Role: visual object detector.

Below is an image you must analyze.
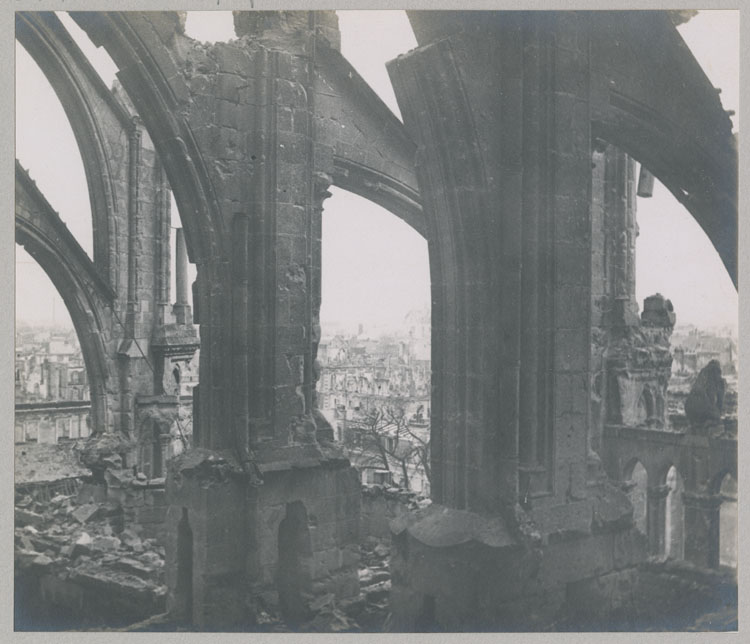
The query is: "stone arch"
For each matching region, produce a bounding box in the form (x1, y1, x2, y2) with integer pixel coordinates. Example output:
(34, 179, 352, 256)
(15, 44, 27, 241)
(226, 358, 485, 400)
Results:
(622, 456, 640, 481)
(313, 46, 424, 236)
(16, 12, 132, 286)
(69, 11, 224, 268)
(589, 12, 737, 287)
(16, 162, 115, 435)
(68, 12, 241, 449)
(709, 466, 739, 496)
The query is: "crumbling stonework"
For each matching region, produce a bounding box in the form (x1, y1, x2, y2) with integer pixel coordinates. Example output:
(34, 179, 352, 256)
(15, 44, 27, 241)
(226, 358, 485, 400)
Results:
(163, 447, 360, 628)
(15, 474, 169, 629)
(134, 395, 192, 479)
(605, 316, 674, 429)
(77, 432, 135, 483)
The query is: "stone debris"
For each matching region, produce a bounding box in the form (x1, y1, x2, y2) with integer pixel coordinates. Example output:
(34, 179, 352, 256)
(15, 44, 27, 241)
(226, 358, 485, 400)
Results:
(15, 508, 45, 528)
(77, 433, 134, 482)
(339, 538, 393, 632)
(72, 503, 103, 524)
(14, 479, 167, 627)
(299, 593, 360, 632)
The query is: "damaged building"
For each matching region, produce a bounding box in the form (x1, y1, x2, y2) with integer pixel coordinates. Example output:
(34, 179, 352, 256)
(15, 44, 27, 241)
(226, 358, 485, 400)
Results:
(14, 9, 737, 632)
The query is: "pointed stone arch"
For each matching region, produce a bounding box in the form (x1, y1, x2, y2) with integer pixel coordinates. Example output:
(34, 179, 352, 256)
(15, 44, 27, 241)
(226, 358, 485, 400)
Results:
(16, 11, 133, 288)
(16, 162, 116, 434)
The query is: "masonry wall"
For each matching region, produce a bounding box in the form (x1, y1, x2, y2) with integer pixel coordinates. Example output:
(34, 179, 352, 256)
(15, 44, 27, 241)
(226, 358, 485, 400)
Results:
(163, 451, 361, 628)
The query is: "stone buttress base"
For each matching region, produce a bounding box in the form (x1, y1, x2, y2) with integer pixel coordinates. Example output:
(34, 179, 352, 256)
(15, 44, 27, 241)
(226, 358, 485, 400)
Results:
(162, 446, 360, 629)
(389, 481, 649, 631)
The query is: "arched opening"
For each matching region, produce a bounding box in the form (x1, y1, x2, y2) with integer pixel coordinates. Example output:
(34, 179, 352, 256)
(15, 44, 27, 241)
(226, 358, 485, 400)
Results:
(718, 472, 737, 569)
(635, 174, 738, 424)
(624, 459, 648, 535)
(276, 501, 313, 627)
(15, 245, 94, 442)
(636, 176, 737, 332)
(175, 507, 194, 623)
(317, 187, 431, 494)
(665, 465, 685, 559)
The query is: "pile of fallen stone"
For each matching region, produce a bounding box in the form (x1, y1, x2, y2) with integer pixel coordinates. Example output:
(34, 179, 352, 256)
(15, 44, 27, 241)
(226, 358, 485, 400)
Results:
(14, 487, 167, 626)
(337, 537, 392, 632)
(235, 536, 393, 633)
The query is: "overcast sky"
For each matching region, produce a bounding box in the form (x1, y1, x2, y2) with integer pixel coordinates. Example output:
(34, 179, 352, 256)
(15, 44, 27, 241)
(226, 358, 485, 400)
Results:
(15, 10, 738, 334)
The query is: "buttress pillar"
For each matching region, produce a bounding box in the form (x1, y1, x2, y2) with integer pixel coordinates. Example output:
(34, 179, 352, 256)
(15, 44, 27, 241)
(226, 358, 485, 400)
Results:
(386, 12, 645, 630)
(106, 11, 362, 627)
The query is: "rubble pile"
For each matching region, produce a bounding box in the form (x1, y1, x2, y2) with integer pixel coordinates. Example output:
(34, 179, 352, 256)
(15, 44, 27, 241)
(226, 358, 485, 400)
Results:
(15, 483, 167, 629)
(278, 537, 391, 633)
(341, 537, 392, 631)
(339, 484, 431, 631)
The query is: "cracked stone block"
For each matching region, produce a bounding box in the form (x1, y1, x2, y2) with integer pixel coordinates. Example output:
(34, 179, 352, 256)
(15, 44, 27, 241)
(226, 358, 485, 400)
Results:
(72, 503, 103, 524)
(120, 528, 143, 550)
(91, 535, 122, 552)
(31, 554, 54, 569)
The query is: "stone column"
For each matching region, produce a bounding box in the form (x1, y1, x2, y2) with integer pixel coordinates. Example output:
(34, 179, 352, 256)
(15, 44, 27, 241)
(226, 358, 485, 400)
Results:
(172, 228, 191, 324)
(389, 11, 592, 514)
(607, 147, 638, 325)
(178, 12, 338, 455)
(589, 144, 639, 466)
(117, 116, 151, 440)
(647, 484, 670, 555)
(154, 161, 172, 325)
(683, 492, 721, 569)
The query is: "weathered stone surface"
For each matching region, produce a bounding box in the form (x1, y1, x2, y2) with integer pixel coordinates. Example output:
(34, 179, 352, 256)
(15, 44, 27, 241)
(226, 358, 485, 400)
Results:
(685, 360, 726, 428)
(92, 535, 122, 552)
(78, 433, 135, 480)
(15, 508, 45, 528)
(641, 293, 676, 328)
(72, 503, 103, 524)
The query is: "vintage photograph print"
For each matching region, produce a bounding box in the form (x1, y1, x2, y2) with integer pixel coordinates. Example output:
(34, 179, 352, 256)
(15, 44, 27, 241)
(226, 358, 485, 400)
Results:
(14, 8, 738, 632)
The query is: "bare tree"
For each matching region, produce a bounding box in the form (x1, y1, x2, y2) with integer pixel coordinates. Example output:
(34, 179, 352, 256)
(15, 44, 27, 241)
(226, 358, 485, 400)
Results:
(344, 401, 430, 492)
